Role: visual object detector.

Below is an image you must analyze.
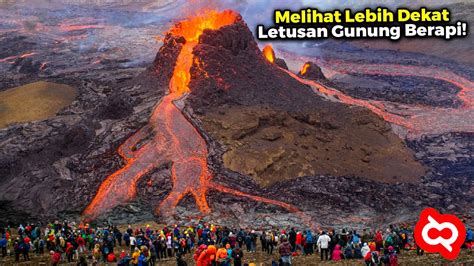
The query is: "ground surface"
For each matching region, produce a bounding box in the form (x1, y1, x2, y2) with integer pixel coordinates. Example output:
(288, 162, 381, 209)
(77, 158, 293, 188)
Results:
(0, 81, 77, 128)
(0, 247, 472, 265)
(199, 105, 424, 185)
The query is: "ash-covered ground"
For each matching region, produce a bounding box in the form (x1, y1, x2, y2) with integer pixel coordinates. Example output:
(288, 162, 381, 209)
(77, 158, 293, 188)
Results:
(0, 2, 472, 229)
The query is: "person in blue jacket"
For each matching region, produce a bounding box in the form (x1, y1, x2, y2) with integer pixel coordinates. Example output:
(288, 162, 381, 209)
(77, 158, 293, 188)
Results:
(466, 228, 473, 245)
(0, 235, 7, 257)
(305, 230, 314, 255)
(138, 252, 148, 266)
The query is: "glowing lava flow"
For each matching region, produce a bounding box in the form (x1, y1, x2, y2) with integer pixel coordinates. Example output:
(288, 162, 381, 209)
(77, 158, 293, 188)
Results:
(283, 54, 474, 138)
(83, 10, 309, 223)
(0, 52, 37, 64)
(300, 62, 311, 75)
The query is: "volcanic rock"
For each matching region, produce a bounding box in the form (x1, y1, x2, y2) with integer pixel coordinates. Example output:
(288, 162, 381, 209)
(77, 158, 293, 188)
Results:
(298, 61, 326, 81)
(0, 11, 470, 227)
(274, 58, 288, 70)
(187, 19, 426, 185)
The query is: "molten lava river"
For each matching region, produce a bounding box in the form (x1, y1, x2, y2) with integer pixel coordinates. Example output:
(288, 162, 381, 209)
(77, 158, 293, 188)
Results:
(83, 11, 308, 222)
(280, 51, 474, 139)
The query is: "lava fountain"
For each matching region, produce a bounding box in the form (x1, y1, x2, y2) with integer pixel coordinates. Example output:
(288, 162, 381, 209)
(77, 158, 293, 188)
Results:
(83, 10, 309, 222)
(300, 63, 311, 75)
(262, 44, 275, 63)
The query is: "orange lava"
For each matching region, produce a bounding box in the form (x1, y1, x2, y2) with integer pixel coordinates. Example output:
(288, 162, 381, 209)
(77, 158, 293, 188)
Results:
(169, 10, 238, 95)
(324, 61, 474, 108)
(19, 52, 37, 58)
(284, 58, 474, 138)
(0, 52, 36, 63)
(300, 63, 310, 75)
(262, 44, 275, 63)
(59, 24, 104, 32)
(83, 10, 308, 223)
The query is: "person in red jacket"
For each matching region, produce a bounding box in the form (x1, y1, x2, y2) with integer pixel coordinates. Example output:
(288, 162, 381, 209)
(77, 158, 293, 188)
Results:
(77, 235, 86, 254)
(375, 231, 383, 252)
(332, 244, 342, 261)
(50, 250, 61, 266)
(295, 231, 304, 255)
(120, 249, 127, 260)
(65, 242, 74, 262)
(194, 244, 207, 261)
(197, 245, 217, 266)
(108, 252, 117, 262)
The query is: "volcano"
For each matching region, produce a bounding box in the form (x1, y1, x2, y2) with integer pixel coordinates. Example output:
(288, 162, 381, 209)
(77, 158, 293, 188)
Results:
(1, 10, 469, 228)
(83, 10, 425, 222)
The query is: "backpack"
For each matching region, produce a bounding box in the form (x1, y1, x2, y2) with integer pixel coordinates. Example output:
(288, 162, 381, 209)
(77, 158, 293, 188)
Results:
(104, 246, 109, 254)
(193, 247, 205, 261)
(352, 235, 360, 244)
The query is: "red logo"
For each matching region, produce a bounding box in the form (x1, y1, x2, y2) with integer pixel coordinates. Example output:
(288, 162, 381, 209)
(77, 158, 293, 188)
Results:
(414, 208, 466, 260)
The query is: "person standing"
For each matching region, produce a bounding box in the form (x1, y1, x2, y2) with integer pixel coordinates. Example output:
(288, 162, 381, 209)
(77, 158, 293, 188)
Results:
(232, 246, 243, 266)
(317, 231, 331, 261)
(277, 236, 292, 265)
(288, 228, 296, 252)
(130, 235, 137, 253)
(65, 242, 74, 262)
(266, 231, 275, 255)
(51, 250, 61, 266)
(0, 234, 7, 257)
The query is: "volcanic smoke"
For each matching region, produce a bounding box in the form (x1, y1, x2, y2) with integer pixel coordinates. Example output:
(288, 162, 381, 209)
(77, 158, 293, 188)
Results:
(83, 10, 309, 222)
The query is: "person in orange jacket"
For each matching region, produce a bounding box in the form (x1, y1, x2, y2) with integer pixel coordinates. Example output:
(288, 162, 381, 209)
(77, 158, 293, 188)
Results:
(197, 245, 217, 266)
(215, 245, 230, 265)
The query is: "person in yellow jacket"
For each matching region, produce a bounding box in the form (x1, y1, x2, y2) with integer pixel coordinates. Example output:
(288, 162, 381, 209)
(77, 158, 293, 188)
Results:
(131, 247, 140, 266)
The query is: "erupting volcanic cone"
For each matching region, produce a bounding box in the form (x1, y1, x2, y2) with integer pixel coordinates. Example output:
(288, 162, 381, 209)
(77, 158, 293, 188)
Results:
(82, 9, 425, 224)
(298, 62, 326, 81)
(82, 10, 313, 224)
(186, 15, 425, 187)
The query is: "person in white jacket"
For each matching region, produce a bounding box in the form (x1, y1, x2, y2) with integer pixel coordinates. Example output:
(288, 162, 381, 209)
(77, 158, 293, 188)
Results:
(317, 231, 331, 261)
(129, 236, 137, 253)
(361, 242, 371, 259)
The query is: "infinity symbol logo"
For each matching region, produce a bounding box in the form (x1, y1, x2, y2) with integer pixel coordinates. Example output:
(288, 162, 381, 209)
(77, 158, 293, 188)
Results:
(414, 208, 466, 260)
(421, 215, 458, 252)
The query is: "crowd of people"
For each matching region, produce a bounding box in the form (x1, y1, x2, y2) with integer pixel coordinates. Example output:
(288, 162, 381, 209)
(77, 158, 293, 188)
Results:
(0, 220, 472, 265)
